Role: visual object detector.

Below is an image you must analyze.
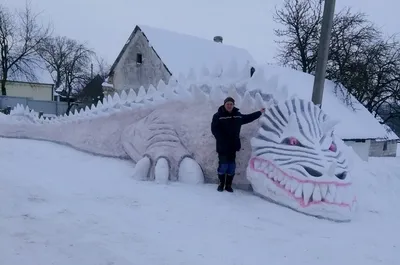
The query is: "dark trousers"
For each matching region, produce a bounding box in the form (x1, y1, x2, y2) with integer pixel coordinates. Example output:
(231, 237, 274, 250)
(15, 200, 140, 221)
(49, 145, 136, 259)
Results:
(217, 153, 236, 176)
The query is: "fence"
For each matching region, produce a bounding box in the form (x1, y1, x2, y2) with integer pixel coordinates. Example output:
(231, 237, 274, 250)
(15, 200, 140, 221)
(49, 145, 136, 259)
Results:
(0, 96, 69, 116)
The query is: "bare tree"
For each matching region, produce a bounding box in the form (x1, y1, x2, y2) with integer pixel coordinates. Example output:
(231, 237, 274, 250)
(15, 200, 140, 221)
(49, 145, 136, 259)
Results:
(37, 35, 94, 112)
(273, 0, 400, 134)
(272, 1, 377, 75)
(328, 7, 379, 75)
(63, 44, 94, 99)
(331, 35, 400, 122)
(0, 2, 51, 95)
(273, 0, 322, 73)
(36, 36, 75, 88)
(324, 8, 381, 107)
(92, 55, 110, 80)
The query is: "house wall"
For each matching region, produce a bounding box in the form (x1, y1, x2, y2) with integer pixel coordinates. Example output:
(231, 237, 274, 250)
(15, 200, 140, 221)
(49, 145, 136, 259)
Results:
(111, 30, 171, 92)
(343, 139, 371, 162)
(5, 81, 53, 101)
(369, 139, 398, 157)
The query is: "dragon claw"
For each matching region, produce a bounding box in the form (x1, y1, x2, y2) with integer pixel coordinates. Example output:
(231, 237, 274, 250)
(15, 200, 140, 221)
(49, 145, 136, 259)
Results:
(132, 156, 151, 181)
(154, 157, 169, 184)
(178, 157, 204, 185)
(132, 156, 204, 185)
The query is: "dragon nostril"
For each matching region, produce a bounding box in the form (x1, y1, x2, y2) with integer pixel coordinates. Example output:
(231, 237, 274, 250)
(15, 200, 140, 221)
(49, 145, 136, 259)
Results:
(303, 166, 323, 177)
(335, 172, 347, 180)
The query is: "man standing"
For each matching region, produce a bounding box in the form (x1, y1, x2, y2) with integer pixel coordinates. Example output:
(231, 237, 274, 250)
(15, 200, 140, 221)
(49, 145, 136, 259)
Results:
(211, 96, 265, 192)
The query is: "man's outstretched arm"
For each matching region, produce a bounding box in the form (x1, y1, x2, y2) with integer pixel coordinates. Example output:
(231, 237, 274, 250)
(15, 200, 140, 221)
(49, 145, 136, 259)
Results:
(241, 108, 265, 125)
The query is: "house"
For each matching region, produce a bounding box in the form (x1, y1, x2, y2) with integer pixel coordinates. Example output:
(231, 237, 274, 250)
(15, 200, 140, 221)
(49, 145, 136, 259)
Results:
(105, 24, 256, 92)
(1, 63, 54, 101)
(368, 116, 399, 157)
(254, 64, 395, 161)
(77, 74, 105, 105)
(53, 84, 80, 103)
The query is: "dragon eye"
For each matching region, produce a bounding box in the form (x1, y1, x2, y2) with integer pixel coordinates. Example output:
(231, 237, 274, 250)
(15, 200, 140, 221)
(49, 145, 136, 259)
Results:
(282, 137, 302, 146)
(329, 142, 337, 152)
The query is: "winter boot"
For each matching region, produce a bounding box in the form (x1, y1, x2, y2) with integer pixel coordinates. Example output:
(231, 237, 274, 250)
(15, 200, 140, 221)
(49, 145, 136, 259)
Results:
(225, 174, 234, 192)
(217, 174, 225, 192)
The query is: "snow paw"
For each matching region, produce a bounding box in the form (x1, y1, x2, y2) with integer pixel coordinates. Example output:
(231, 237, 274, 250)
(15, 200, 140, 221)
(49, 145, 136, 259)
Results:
(132, 156, 204, 185)
(178, 157, 204, 185)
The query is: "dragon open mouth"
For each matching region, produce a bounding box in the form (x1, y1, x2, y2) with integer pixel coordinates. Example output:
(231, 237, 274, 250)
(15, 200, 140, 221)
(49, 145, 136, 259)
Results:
(249, 157, 356, 209)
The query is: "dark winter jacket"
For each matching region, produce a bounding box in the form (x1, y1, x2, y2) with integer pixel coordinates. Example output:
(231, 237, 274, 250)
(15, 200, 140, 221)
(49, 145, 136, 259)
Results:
(211, 105, 262, 155)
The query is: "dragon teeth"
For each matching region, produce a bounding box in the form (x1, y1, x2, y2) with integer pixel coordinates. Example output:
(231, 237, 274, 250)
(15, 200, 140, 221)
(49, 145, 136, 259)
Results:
(290, 181, 299, 193)
(302, 182, 314, 205)
(277, 173, 284, 182)
(328, 184, 337, 195)
(294, 183, 303, 198)
(284, 179, 292, 191)
(334, 192, 342, 204)
(334, 186, 345, 204)
(325, 188, 335, 202)
(280, 177, 288, 186)
(254, 159, 262, 170)
(342, 186, 352, 203)
(312, 184, 322, 202)
(252, 159, 352, 206)
(319, 183, 328, 199)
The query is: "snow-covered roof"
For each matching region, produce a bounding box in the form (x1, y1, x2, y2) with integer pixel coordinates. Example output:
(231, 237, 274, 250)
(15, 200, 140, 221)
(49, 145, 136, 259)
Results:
(373, 114, 399, 141)
(110, 24, 256, 77)
(381, 124, 399, 141)
(253, 64, 390, 140)
(4, 60, 54, 85)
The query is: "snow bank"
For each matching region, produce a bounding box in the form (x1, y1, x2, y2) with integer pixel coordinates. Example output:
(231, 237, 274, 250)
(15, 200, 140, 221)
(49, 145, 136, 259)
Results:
(0, 138, 398, 264)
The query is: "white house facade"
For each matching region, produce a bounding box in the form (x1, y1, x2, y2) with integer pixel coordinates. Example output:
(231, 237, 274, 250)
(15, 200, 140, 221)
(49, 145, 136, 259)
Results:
(2, 64, 54, 101)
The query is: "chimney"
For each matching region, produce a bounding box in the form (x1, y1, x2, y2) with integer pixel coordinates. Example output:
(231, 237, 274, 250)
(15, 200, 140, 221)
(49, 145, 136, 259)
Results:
(213, 36, 223, 43)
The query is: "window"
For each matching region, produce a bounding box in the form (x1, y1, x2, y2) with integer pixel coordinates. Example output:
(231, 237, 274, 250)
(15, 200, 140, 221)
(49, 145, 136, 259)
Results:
(136, 53, 143, 64)
(383, 141, 388, 151)
(250, 67, 255, 77)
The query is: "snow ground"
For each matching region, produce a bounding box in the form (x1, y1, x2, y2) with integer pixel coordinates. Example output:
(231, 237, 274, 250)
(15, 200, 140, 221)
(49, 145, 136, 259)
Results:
(0, 138, 399, 265)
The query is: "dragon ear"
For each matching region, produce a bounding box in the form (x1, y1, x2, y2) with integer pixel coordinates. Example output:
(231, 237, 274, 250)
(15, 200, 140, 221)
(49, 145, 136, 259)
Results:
(321, 119, 340, 135)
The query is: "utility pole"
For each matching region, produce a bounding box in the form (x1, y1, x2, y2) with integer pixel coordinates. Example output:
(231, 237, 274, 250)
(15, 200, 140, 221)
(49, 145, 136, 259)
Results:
(311, 0, 336, 107)
(91, 63, 94, 79)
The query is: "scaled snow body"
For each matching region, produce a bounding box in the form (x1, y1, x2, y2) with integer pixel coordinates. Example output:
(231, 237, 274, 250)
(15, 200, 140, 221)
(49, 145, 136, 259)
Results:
(0, 62, 356, 222)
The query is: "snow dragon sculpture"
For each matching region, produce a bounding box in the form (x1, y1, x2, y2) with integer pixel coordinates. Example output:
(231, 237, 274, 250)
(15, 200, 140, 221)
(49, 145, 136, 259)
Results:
(0, 68, 356, 222)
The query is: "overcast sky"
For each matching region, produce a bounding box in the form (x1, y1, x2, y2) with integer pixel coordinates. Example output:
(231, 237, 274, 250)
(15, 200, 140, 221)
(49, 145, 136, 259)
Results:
(3, 0, 400, 65)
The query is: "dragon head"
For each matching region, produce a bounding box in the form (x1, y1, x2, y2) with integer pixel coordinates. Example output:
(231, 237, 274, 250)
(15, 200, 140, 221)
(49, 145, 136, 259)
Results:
(246, 96, 355, 222)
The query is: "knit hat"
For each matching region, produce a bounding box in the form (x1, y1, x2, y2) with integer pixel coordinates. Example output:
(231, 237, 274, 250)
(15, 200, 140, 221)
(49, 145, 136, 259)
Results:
(224, 97, 235, 104)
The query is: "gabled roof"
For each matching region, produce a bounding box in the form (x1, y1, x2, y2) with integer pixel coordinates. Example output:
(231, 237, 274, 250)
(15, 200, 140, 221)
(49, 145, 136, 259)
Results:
(79, 74, 104, 99)
(109, 24, 256, 77)
(255, 64, 390, 140)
